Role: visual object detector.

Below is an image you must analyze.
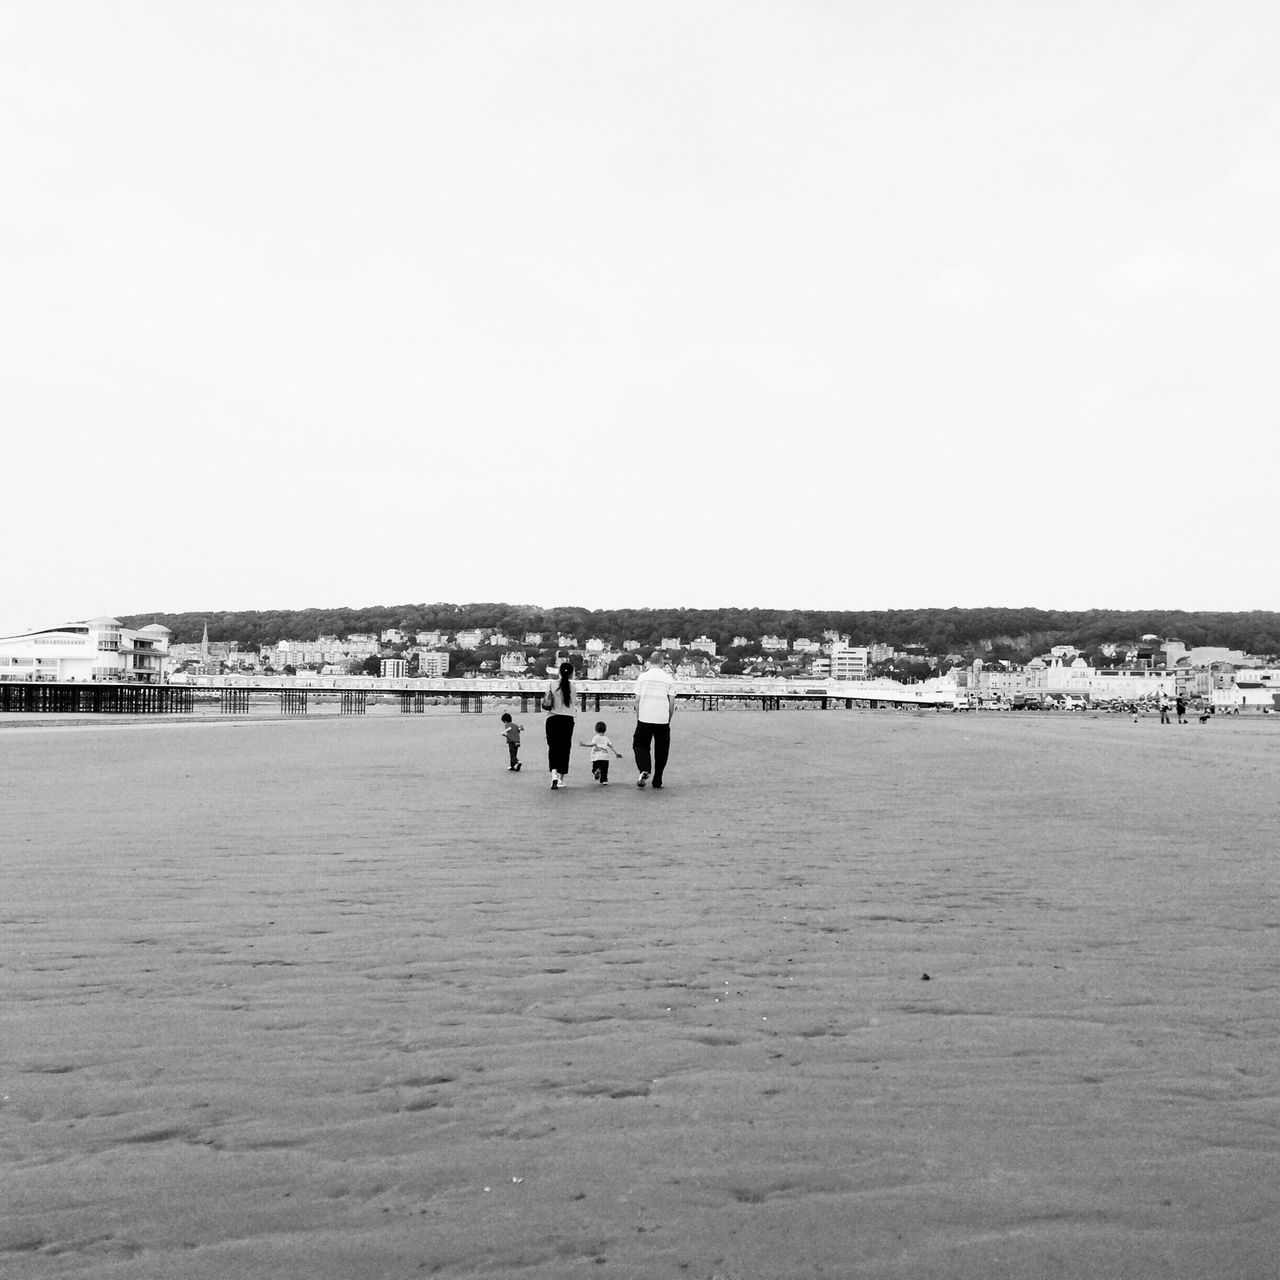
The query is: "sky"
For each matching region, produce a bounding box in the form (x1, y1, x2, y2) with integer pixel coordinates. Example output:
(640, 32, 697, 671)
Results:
(3, 1, 1278, 634)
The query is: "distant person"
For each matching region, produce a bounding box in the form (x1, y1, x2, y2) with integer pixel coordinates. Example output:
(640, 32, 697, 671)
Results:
(542, 662, 576, 789)
(1198, 705, 1213, 725)
(580, 720, 624, 784)
(633, 651, 677, 789)
(499, 712, 523, 772)
(1175, 694, 1187, 724)
(1159, 695, 1171, 725)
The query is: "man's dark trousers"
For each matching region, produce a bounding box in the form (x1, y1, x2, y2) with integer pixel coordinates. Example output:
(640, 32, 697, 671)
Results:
(632, 722, 670, 784)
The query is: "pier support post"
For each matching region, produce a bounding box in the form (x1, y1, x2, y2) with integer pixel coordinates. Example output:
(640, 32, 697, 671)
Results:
(280, 689, 309, 716)
(220, 689, 249, 714)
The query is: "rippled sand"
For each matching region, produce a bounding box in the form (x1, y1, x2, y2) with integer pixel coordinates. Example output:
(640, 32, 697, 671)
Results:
(3, 708, 1278, 1278)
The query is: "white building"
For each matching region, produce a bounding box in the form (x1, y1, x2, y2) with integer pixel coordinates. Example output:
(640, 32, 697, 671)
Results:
(1187, 646, 1251, 666)
(1243, 668, 1280, 686)
(381, 628, 406, 645)
(829, 644, 870, 680)
(416, 650, 450, 677)
(977, 666, 1030, 703)
(381, 656, 407, 679)
(274, 642, 323, 667)
(454, 629, 484, 650)
(761, 634, 789, 652)
(1023, 656, 1188, 703)
(1219, 672, 1280, 711)
(0, 617, 171, 682)
(276, 639, 339, 666)
(499, 650, 529, 673)
(690, 635, 718, 656)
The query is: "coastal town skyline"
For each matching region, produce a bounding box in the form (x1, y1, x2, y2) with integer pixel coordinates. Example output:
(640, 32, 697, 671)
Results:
(6, 610, 1278, 715)
(5, 4, 1277, 635)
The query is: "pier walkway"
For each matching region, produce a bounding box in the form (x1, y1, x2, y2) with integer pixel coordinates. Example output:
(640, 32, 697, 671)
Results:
(1, 675, 962, 718)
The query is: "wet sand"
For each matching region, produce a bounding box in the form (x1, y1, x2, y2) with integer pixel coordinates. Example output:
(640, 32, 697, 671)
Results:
(3, 709, 1279, 1278)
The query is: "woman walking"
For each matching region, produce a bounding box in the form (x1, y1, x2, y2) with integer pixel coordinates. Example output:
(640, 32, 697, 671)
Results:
(542, 661, 576, 789)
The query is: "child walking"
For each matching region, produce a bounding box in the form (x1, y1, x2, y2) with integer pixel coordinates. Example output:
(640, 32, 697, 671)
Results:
(500, 712, 523, 771)
(580, 720, 623, 784)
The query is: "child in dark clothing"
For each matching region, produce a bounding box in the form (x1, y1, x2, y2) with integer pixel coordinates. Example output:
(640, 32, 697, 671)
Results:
(500, 713, 523, 771)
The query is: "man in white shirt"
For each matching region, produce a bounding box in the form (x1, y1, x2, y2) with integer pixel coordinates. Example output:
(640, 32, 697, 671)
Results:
(633, 651, 677, 789)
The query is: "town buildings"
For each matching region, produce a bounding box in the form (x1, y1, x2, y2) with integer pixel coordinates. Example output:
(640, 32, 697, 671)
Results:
(5, 610, 1278, 711)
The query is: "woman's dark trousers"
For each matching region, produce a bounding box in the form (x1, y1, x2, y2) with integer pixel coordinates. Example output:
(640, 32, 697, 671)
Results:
(546, 714, 575, 775)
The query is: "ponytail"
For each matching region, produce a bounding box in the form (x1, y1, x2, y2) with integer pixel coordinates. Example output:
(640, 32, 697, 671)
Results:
(558, 662, 574, 705)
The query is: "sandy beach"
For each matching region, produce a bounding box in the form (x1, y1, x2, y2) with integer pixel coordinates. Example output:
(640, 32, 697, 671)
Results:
(3, 707, 1278, 1279)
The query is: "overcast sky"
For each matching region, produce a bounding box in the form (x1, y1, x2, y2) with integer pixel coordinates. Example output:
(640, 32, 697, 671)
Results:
(3, 1, 1277, 634)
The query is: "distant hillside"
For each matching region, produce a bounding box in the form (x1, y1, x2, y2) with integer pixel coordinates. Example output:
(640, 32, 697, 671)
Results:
(117, 604, 1280, 658)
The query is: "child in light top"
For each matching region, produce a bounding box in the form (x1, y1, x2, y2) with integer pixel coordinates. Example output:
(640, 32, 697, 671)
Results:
(579, 720, 623, 784)
(500, 712, 523, 771)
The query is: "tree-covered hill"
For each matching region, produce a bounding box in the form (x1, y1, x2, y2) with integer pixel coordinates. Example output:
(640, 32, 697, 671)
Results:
(117, 604, 1280, 658)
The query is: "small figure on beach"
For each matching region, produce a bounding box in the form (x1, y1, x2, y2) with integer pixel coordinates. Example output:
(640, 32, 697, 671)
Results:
(1159, 695, 1171, 724)
(499, 712, 523, 771)
(542, 661, 576, 789)
(633, 651, 677, 789)
(580, 720, 624, 784)
(1175, 694, 1187, 724)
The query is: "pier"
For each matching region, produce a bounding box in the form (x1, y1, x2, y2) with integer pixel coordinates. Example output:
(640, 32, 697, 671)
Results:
(0, 682, 195, 715)
(1, 675, 962, 718)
